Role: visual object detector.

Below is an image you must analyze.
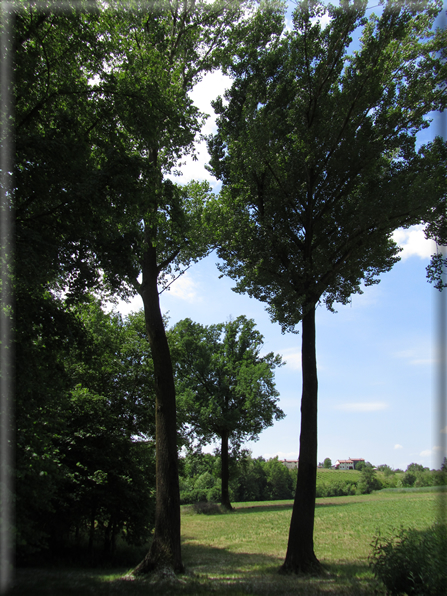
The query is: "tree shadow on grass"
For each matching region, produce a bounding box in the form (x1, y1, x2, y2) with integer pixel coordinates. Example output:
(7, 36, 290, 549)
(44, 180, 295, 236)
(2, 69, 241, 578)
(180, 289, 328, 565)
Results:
(181, 535, 283, 575)
(230, 498, 367, 517)
(9, 550, 384, 596)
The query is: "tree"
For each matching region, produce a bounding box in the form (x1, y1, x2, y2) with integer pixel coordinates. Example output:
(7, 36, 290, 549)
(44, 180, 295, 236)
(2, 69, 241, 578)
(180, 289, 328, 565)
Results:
(171, 316, 285, 510)
(357, 466, 382, 494)
(13, 0, 285, 573)
(323, 458, 332, 469)
(207, 0, 447, 573)
(233, 454, 268, 502)
(377, 464, 393, 476)
(264, 457, 295, 500)
(406, 462, 426, 473)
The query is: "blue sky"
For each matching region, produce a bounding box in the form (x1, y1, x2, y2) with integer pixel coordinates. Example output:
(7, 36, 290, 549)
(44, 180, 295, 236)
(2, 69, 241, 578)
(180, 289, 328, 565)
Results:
(117, 1, 447, 471)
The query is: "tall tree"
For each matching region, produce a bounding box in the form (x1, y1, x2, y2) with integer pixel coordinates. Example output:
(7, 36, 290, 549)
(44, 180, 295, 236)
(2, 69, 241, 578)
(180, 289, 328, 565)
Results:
(111, 2, 284, 573)
(171, 316, 285, 510)
(13, 0, 285, 573)
(14, 0, 288, 572)
(207, 0, 447, 573)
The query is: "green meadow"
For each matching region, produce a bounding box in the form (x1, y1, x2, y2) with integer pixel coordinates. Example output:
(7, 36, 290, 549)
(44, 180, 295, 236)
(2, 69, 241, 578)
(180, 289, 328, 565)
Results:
(10, 489, 445, 595)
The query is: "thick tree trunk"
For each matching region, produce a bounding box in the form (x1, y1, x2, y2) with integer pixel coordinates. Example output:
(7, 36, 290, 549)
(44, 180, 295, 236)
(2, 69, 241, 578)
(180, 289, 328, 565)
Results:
(133, 243, 184, 574)
(280, 303, 323, 574)
(220, 431, 232, 510)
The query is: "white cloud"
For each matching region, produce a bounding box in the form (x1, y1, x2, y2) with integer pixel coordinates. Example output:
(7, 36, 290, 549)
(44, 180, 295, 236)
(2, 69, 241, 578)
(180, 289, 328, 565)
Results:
(189, 71, 231, 133)
(170, 70, 231, 185)
(114, 293, 143, 317)
(392, 225, 437, 260)
(166, 272, 201, 303)
(335, 402, 388, 412)
(420, 446, 443, 457)
(394, 444, 403, 450)
(311, 12, 332, 29)
(393, 345, 434, 367)
(281, 347, 302, 370)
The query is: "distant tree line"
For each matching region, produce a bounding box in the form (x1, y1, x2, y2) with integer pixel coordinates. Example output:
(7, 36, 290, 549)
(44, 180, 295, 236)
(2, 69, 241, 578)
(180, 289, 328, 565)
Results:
(178, 454, 447, 505)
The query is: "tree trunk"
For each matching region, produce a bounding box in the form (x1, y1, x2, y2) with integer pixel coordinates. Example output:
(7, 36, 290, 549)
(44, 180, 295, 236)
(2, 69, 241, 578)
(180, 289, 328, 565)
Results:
(133, 242, 184, 574)
(220, 431, 232, 510)
(280, 303, 323, 574)
(88, 503, 96, 559)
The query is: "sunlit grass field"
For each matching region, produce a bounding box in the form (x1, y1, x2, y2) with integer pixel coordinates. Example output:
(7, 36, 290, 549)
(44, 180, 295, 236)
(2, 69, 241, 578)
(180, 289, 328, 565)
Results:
(10, 489, 445, 595)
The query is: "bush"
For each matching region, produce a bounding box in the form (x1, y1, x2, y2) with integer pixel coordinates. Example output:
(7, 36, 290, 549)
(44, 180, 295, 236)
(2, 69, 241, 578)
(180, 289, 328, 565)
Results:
(370, 523, 447, 595)
(402, 471, 417, 487)
(357, 467, 382, 494)
(192, 502, 224, 515)
(206, 484, 222, 503)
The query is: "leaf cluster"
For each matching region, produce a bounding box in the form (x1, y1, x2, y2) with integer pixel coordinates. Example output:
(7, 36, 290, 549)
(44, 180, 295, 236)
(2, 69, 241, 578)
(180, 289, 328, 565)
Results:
(171, 315, 285, 449)
(207, 0, 447, 331)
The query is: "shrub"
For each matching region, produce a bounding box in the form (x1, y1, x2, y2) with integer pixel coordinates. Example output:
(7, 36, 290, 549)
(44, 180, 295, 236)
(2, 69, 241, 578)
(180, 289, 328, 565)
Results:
(369, 523, 447, 595)
(192, 502, 223, 515)
(357, 467, 382, 494)
(402, 471, 417, 487)
(206, 484, 222, 503)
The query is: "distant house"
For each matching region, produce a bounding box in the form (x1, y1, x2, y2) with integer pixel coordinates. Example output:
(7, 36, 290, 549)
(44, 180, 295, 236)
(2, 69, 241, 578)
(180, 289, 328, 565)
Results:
(282, 459, 299, 470)
(349, 457, 365, 469)
(334, 457, 365, 470)
(334, 459, 354, 470)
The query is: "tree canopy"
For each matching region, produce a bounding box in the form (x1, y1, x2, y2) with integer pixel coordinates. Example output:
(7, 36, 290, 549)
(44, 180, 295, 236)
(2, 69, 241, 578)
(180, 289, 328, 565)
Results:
(207, 0, 447, 573)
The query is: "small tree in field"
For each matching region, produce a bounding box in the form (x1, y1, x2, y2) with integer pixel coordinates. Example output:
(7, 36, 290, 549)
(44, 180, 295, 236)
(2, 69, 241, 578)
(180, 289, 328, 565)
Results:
(357, 466, 382, 494)
(323, 458, 332, 469)
(172, 316, 285, 510)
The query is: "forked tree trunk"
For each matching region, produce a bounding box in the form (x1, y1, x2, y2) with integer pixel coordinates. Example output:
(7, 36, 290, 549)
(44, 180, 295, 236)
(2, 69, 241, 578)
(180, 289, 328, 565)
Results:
(133, 243, 184, 574)
(280, 303, 323, 574)
(220, 431, 232, 510)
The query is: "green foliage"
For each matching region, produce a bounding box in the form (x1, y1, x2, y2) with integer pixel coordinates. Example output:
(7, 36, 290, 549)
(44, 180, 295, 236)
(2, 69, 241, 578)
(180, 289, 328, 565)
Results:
(15, 300, 157, 562)
(173, 316, 285, 508)
(316, 480, 357, 498)
(11, 0, 286, 573)
(263, 457, 294, 500)
(323, 458, 332, 469)
(370, 523, 447, 595)
(377, 464, 394, 477)
(173, 316, 285, 449)
(233, 455, 268, 502)
(208, 0, 447, 333)
(357, 467, 382, 495)
(402, 471, 417, 487)
(179, 452, 296, 504)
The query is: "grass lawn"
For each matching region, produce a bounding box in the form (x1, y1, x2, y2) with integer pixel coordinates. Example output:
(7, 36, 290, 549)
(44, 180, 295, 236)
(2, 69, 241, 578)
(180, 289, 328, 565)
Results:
(9, 489, 445, 595)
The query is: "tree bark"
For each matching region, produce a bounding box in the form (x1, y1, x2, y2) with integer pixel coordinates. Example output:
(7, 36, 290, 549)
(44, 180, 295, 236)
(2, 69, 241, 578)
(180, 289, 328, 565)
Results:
(220, 430, 232, 510)
(133, 242, 184, 574)
(280, 303, 323, 574)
